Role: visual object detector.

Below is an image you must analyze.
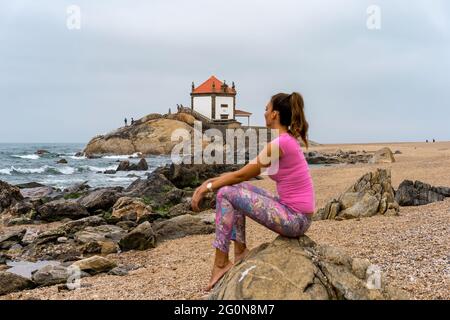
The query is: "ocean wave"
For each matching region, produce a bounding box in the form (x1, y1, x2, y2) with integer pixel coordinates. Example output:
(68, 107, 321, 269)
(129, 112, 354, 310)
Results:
(102, 152, 142, 159)
(0, 165, 76, 175)
(69, 155, 87, 160)
(12, 154, 40, 160)
(79, 165, 118, 172)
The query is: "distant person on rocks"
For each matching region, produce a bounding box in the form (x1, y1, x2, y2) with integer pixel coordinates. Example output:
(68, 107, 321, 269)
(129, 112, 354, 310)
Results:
(191, 92, 314, 291)
(124, 118, 128, 127)
(131, 118, 134, 125)
(433, 139, 435, 143)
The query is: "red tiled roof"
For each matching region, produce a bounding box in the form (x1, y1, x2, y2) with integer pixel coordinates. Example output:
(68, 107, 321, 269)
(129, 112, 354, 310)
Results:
(192, 75, 236, 94)
(235, 109, 252, 116)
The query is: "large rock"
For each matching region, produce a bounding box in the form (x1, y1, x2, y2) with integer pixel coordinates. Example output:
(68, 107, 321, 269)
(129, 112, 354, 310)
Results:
(395, 180, 450, 206)
(20, 186, 60, 201)
(37, 199, 90, 222)
(0, 271, 35, 295)
(124, 173, 184, 211)
(119, 221, 156, 251)
(71, 256, 117, 275)
(369, 147, 395, 164)
(0, 229, 26, 250)
(209, 236, 409, 300)
(0, 180, 24, 213)
(315, 169, 399, 220)
(74, 225, 126, 244)
(78, 187, 123, 213)
(117, 158, 148, 171)
(31, 265, 70, 286)
(152, 213, 215, 241)
(112, 197, 158, 222)
(83, 118, 194, 156)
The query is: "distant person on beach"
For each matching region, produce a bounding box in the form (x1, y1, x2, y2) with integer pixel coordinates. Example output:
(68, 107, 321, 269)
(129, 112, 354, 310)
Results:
(131, 118, 134, 125)
(191, 92, 314, 291)
(433, 139, 435, 143)
(124, 118, 128, 127)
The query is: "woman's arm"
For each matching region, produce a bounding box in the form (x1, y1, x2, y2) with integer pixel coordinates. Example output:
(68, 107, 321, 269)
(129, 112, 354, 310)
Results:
(191, 142, 282, 211)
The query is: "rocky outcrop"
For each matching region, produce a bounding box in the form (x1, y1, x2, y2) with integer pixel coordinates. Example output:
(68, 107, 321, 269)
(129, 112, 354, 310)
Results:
(37, 199, 90, 222)
(209, 236, 409, 300)
(395, 180, 450, 206)
(0, 229, 26, 250)
(314, 169, 399, 220)
(0, 271, 35, 295)
(119, 221, 156, 251)
(0, 180, 24, 213)
(305, 150, 373, 165)
(83, 118, 194, 156)
(369, 147, 396, 164)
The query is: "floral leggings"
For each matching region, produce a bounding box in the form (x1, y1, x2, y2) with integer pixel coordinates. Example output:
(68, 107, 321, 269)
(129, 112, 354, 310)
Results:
(213, 181, 312, 253)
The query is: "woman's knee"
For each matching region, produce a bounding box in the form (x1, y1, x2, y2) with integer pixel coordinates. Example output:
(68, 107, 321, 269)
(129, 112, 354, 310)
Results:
(216, 185, 234, 199)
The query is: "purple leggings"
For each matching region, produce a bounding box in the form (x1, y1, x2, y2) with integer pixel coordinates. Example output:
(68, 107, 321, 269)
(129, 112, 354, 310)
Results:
(213, 182, 312, 253)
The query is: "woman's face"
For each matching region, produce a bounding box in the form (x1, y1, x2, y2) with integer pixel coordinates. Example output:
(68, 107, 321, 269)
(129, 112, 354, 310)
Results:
(264, 101, 276, 128)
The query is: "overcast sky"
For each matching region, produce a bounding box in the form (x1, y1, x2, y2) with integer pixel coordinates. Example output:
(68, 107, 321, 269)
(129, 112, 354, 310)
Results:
(0, 0, 449, 144)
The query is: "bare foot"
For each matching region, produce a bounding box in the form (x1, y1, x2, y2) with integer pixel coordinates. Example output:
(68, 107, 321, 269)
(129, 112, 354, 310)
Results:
(205, 261, 234, 291)
(234, 248, 250, 264)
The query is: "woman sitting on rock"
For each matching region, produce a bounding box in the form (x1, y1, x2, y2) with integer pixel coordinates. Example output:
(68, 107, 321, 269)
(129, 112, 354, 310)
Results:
(191, 92, 316, 291)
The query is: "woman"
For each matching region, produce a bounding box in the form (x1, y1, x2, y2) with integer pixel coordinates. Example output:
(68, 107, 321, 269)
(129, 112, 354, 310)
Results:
(191, 92, 315, 291)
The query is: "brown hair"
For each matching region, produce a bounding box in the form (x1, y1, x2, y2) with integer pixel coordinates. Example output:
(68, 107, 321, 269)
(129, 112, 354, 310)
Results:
(271, 92, 309, 148)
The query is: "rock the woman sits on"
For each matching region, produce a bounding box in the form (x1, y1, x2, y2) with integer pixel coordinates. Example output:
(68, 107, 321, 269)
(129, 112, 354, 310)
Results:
(191, 92, 315, 291)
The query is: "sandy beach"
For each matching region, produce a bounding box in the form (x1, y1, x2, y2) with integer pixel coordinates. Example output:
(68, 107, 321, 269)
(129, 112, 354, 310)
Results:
(2, 141, 449, 300)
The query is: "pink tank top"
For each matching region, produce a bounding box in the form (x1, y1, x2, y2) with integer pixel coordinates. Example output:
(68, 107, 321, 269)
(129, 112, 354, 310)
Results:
(267, 132, 315, 214)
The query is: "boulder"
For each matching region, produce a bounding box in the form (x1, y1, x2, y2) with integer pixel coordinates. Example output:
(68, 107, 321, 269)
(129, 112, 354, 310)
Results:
(117, 158, 148, 171)
(0, 229, 26, 250)
(15, 182, 46, 189)
(83, 118, 194, 155)
(124, 173, 184, 210)
(71, 256, 117, 275)
(112, 197, 158, 222)
(31, 265, 71, 286)
(74, 225, 126, 244)
(0, 271, 35, 295)
(369, 147, 395, 164)
(395, 180, 450, 206)
(20, 186, 59, 201)
(152, 213, 215, 241)
(315, 169, 399, 220)
(119, 221, 156, 251)
(57, 159, 68, 164)
(37, 199, 90, 222)
(78, 187, 123, 213)
(0, 180, 24, 213)
(209, 236, 409, 300)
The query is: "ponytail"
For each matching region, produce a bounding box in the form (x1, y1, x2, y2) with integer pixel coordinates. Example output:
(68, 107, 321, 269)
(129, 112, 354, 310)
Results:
(288, 92, 309, 148)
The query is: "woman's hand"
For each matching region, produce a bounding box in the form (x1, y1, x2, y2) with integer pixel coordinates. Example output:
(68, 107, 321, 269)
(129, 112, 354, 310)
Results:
(191, 182, 209, 212)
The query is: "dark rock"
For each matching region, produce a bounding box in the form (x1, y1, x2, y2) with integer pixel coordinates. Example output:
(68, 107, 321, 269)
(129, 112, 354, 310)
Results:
(119, 221, 156, 251)
(103, 170, 116, 175)
(57, 159, 68, 164)
(15, 182, 46, 189)
(395, 180, 449, 206)
(153, 213, 215, 241)
(31, 265, 71, 286)
(37, 199, 90, 222)
(0, 271, 36, 295)
(116, 221, 137, 231)
(107, 266, 129, 276)
(0, 180, 24, 213)
(35, 149, 50, 155)
(117, 158, 148, 171)
(78, 187, 123, 213)
(9, 201, 34, 215)
(0, 229, 26, 250)
(63, 181, 90, 194)
(124, 173, 184, 209)
(0, 253, 11, 264)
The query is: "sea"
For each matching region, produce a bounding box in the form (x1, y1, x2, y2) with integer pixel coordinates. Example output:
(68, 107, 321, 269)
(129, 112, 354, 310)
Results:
(0, 143, 173, 190)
